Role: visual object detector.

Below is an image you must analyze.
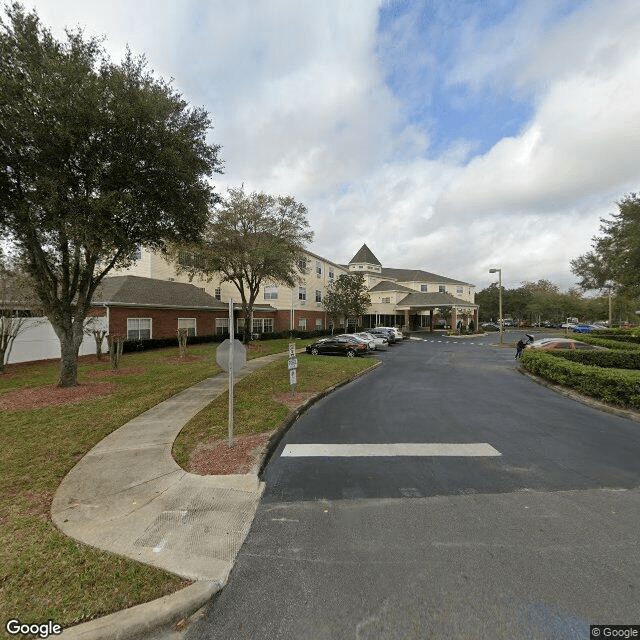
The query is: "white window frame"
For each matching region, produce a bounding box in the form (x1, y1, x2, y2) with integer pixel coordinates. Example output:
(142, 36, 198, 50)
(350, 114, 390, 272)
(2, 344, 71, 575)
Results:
(127, 317, 152, 340)
(178, 318, 197, 337)
(316, 260, 322, 278)
(264, 285, 278, 300)
(299, 287, 307, 303)
(382, 297, 391, 304)
(298, 317, 307, 330)
(329, 268, 335, 280)
(315, 317, 323, 329)
(315, 289, 322, 303)
(457, 286, 464, 294)
(420, 284, 428, 292)
(215, 317, 229, 335)
(214, 288, 221, 300)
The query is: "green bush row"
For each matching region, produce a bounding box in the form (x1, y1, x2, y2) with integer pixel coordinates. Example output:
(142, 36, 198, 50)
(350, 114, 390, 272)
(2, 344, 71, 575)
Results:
(547, 349, 640, 370)
(520, 350, 640, 409)
(118, 330, 334, 353)
(591, 331, 640, 344)
(571, 335, 640, 351)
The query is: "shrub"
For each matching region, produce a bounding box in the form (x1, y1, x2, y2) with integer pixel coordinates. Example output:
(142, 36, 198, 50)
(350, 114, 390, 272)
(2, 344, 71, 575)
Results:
(520, 350, 640, 409)
(546, 349, 640, 370)
(572, 335, 640, 351)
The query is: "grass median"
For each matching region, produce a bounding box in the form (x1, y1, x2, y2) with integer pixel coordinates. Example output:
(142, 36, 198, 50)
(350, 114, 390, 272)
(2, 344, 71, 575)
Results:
(0, 338, 316, 633)
(173, 353, 378, 470)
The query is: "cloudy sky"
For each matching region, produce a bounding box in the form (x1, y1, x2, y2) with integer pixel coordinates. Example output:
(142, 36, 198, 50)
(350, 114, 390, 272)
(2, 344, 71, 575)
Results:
(20, 0, 640, 291)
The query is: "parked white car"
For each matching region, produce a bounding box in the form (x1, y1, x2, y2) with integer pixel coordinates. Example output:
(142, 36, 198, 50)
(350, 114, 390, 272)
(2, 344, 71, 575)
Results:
(376, 326, 403, 341)
(355, 331, 388, 351)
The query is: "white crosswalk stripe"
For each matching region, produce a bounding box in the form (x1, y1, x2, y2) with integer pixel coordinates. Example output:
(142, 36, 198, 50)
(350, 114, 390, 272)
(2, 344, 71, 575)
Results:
(282, 443, 501, 457)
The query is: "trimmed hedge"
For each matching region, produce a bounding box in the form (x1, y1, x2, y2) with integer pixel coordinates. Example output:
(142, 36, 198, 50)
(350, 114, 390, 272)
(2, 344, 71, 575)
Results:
(547, 349, 640, 370)
(570, 335, 640, 351)
(520, 350, 640, 409)
(118, 330, 334, 353)
(590, 331, 640, 344)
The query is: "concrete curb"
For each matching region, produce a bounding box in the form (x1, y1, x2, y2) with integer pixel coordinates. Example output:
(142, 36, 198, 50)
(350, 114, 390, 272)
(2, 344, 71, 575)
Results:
(517, 365, 640, 423)
(58, 580, 220, 640)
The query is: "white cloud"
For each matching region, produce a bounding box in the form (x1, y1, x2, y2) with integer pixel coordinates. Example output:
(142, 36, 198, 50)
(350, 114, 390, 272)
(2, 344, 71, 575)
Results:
(15, 0, 640, 293)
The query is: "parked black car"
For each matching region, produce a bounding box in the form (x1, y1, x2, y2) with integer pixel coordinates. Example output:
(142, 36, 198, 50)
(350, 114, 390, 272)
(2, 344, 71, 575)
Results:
(368, 327, 396, 343)
(306, 335, 368, 357)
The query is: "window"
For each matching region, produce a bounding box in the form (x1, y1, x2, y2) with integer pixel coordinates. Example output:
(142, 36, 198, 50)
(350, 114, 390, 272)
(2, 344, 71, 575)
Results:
(329, 268, 335, 280)
(315, 290, 322, 303)
(439, 285, 446, 293)
(178, 318, 196, 337)
(299, 287, 307, 302)
(252, 318, 274, 334)
(315, 318, 323, 329)
(420, 284, 428, 292)
(214, 288, 221, 300)
(132, 246, 142, 261)
(264, 286, 278, 300)
(215, 317, 229, 335)
(457, 286, 464, 294)
(298, 257, 307, 271)
(298, 317, 307, 329)
(127, 318, 151, 340)
(382, 297, 391, 304)
(316, 261, 322, 278)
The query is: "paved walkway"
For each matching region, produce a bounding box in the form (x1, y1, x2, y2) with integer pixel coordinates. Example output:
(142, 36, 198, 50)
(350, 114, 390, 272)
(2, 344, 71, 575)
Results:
(52, 351, 289, 637)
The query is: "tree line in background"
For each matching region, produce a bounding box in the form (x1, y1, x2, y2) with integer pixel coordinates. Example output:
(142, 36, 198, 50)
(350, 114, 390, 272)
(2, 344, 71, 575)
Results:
(476, 279, 637, 325)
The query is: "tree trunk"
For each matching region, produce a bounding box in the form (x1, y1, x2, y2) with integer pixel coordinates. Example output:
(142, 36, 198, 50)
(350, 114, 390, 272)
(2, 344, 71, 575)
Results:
(57, 325, 84, 387)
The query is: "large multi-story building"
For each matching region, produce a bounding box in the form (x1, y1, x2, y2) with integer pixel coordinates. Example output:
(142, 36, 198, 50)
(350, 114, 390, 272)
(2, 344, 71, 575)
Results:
(109, 243, 478, 336)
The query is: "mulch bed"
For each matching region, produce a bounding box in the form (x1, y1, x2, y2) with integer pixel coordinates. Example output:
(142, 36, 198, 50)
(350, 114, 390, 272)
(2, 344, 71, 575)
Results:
(0, 382, 117, 410)
(188, 432, 274, 475)
(272, 391, 316, 411)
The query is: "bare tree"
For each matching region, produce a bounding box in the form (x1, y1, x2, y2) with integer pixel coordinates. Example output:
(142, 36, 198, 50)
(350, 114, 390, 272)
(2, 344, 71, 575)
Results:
(0, 256, 40, 371)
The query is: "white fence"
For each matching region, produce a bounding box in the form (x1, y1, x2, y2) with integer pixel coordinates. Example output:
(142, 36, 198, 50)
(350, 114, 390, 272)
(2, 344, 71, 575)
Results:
(4, 317, 108, 365)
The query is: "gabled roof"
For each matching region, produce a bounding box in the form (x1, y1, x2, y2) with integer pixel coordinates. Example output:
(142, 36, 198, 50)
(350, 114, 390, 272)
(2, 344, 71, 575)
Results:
(368, 280, 415, 293)
(381, 267, 471, 286)
(349, 243, 381, 266)
(396, 292, 478, 309)
(93, 276, 227, 310)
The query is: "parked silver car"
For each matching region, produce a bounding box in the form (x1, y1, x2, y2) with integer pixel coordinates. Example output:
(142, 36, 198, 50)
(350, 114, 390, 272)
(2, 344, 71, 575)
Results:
(355, 331, 388, 351)
(376, 326, 403, 341)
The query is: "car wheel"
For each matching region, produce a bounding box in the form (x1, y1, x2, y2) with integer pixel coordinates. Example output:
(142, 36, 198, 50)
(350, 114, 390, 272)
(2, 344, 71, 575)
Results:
(311, 347, 319, 356)
(346, 349, 356, 358)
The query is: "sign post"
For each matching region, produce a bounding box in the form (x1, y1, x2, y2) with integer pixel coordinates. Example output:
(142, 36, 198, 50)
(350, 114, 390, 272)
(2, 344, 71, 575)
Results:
(215, 300, 247, 449)
(288, 342, 298, 397)
(228, 299, 234, 447)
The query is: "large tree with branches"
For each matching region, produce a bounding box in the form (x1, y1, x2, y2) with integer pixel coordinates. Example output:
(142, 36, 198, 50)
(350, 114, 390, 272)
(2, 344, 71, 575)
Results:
(323, 273, 371, 331)
(571, 192, 640, 299)
(167, 185, 313, 343)
(0, 3, 222, 386)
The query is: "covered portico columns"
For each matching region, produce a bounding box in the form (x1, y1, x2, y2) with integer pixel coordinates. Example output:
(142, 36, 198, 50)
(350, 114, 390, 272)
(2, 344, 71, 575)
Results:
(396, 302, 479, 333)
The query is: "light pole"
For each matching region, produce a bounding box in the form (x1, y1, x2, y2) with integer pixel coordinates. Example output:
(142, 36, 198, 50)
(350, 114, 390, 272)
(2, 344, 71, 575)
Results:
(489, 268, 503, 345)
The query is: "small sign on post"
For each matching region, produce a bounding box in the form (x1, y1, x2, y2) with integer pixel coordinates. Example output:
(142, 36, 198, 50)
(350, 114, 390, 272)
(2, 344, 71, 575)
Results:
(213, 299, 246, 448)
(288, 342, 298, 397)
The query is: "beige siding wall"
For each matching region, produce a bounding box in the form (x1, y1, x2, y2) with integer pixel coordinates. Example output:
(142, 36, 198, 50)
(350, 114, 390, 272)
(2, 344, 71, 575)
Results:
(111, 249, 475, 313)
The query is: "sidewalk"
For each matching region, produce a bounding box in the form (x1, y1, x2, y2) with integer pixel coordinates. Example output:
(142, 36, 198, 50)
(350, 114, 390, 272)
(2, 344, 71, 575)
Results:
(52, 351, 289, 640)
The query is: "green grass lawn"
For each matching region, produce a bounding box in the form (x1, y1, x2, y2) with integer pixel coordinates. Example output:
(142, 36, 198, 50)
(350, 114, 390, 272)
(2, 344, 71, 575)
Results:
(173, 353, 377, 468)
(0, 338, 376, 632)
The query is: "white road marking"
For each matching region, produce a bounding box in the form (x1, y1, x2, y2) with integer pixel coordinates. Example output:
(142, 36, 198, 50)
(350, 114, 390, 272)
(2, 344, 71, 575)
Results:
(282, 443, 501, 457)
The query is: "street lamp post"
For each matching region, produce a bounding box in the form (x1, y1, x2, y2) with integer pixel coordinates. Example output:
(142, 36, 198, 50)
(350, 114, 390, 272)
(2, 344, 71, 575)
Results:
(489, 268, 503, 345)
